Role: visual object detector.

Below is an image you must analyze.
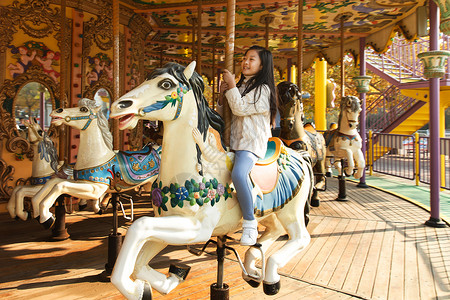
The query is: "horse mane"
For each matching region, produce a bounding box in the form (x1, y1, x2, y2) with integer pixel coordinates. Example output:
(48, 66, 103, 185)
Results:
(39, 132, 59, 172)
(78, 98, 113, 150)
(149, 63, 225, 170)
(337, 96, 361, 129)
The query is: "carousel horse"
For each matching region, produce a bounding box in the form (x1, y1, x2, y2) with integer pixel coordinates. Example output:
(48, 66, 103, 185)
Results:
(109, 61, 313, 299)
(6, 119, 111, 220)
(6, 119, 60, 220)
(33, 98, 161, 228)
(277, 81, 326, 207)
(323, 96, 365, 179)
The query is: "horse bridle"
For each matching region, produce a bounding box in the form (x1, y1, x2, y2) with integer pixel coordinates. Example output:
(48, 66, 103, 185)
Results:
(62, 108, 98, 130)
(138, 82, 188, 121)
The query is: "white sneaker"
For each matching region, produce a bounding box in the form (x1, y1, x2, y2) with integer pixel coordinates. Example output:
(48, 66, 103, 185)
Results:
(241, 219, 258, 246)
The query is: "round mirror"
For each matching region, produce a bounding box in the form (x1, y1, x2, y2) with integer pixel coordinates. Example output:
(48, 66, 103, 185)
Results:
(15, 82, 52, 131)
(94, 88, 111, 119)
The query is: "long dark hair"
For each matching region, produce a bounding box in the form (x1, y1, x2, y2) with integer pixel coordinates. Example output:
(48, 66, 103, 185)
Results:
(236, 45, 278, 126)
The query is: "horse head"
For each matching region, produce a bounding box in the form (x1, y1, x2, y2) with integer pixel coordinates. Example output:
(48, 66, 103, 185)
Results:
(277, 81, 304, 131)
(338, 96, 361, 131)
(51, 98, 103, 131)
(24, 118, 45, 144)
(110, 61, 198, 129)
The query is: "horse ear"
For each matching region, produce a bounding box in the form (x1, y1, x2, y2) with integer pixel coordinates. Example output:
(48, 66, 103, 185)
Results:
(184, 61, 197, 80)
(346, 97, 352, 107)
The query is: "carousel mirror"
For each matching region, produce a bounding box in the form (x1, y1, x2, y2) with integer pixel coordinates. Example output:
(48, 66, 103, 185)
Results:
(15, 82, 52, 132)
(93, 88, 111, 119)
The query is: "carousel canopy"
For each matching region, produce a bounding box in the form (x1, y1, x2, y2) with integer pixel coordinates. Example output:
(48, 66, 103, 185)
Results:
(123, 0, 427, 72)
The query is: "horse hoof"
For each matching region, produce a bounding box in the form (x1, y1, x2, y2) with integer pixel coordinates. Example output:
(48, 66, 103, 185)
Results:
(78, 203, 88, 211)
(42, 216, 55, 230)
(35, 215, 40, 222)
(325, 172, 332, 177)
(97, 210, 103, 215)
(169, 264, 191, 281)
(311, 199, 320, 207)
(263, 281, 281, 295)
(142, 281, 152, 300)
(245, 278, 261, 288)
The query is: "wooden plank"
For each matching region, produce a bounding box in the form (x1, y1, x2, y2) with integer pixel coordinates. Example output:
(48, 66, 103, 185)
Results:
(327, 219, 367, 290)
(371, 220, 395, 300)
(315, 218, 360, 286)
(341, 220, 378, 293)
(403, 224, 420, 300)
(387, 223, 405, 300)
(416, 226, 438, 300)
(356, 221, 386, 298)
(302, 218, 351, 282)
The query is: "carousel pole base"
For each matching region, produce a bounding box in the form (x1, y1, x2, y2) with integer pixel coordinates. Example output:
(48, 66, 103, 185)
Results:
(425, 217, 447, 228)
(336, 175, 347, 201)
(357, 182, 369, 188)
(105, 232, 123, 274)
(210, 283, 229, 300)
(51, 196, 70, 240)
(310, 189, 320, 207)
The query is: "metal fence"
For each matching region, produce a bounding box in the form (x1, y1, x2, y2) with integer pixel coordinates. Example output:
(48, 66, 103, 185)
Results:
(371, 132, 415, 180)
(368, 132, 450, 190)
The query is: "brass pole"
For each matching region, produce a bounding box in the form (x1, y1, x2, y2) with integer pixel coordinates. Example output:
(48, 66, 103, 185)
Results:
(113, 0, 120, 150)
(59, 0, 67, 162)
(340, 17, 345, 98)
(223, 0, 235, 147)
(192, 19, 196, 61)
(297, 0, 303, 90)
(197, 0, 202, 74)
(212, 42, 216, 109)
(265, 18, 269, 49)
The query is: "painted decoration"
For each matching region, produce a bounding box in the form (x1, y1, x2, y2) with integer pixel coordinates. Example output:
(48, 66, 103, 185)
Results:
(7, 41, 60, 82)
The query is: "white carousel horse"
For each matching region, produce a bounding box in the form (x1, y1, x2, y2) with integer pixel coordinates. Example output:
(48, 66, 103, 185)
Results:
(6, 119, 60, 220)
(6, 119, 107, 220)
(33, 98, 160, 228)
(324, 96, 365, 179)
(109, 61, 313, 299)
(277, 81, 326, 207)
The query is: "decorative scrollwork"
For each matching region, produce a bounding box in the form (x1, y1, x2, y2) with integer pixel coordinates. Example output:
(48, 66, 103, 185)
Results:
(0, 158, 15, 200)
(0, 65, 59, 157)
(82, 0, 113, 57)
(0, 0, 61, 53)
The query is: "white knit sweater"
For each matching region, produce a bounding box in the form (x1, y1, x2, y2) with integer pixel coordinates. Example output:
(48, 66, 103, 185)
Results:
(225, 81, 271, 158)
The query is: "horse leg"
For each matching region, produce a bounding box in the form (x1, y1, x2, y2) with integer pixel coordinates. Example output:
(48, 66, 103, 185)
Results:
(38, 181, 107, 225)
(343, 149, 355, 177)
(111, 215, 215, 300)
(15, 186, 42, 220)
(242, 215, 285, 286)
(7, 186, 20, 218)
(264, 181, 311, 295)
(31, 178, 63, 219)
(353, 149, 365, 179)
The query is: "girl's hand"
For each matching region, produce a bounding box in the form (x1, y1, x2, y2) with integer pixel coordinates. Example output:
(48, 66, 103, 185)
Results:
(219, 81, 229, 93)
(222, 69, 236, 89)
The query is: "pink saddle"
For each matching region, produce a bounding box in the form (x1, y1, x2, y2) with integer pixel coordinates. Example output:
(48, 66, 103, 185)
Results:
(250, 137, 282, 193)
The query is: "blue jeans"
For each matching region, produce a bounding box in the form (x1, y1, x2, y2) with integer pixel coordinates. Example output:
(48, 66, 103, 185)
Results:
(232, 150, 258, 221)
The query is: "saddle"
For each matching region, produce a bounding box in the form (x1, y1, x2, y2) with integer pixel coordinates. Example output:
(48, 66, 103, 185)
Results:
(250, 137, 308, 216)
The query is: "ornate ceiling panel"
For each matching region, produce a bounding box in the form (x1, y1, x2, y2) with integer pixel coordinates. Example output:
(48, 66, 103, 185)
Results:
(128, 0, 426, 70)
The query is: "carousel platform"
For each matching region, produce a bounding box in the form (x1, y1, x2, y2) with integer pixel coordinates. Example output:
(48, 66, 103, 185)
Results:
(0, 176, 449, 300)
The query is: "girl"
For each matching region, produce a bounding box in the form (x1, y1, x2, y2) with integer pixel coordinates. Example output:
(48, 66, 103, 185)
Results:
(221, 45, 277, 246)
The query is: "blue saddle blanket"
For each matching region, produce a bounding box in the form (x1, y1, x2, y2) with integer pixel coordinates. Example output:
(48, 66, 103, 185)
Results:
(254, 147, 309, 216)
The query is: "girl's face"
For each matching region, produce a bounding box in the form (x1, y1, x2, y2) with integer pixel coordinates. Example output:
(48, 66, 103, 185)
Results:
(241, 49, 262, 77)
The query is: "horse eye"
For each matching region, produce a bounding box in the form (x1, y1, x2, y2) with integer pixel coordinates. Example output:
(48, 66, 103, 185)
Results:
(38, 130, 43, 136)
(80, 107, 88, 112)
(159, 79, 174, 90)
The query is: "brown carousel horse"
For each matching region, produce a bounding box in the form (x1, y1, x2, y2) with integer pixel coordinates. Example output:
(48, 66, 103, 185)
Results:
(277, 81, 326, 207)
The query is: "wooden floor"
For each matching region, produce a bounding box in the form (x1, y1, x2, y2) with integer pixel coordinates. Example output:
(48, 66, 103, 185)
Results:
(0, 177, 449, 300)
